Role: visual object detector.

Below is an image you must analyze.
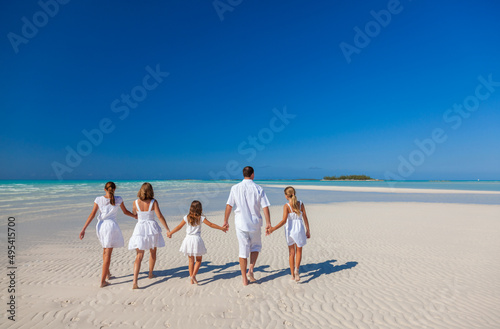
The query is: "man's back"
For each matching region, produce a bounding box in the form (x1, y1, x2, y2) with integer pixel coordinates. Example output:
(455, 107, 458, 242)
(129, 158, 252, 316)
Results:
(227, 179, 270, 232)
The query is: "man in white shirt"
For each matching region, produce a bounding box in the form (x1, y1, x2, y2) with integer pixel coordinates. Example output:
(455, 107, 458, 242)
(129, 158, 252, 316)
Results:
(223, 166, 271, 286)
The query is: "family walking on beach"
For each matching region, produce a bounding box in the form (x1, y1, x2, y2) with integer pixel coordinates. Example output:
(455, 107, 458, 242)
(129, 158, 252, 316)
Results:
(79, 166, 311, 288)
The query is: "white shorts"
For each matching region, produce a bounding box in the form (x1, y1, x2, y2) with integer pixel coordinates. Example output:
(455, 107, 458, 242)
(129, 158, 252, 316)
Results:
(236, 228, 262, 259)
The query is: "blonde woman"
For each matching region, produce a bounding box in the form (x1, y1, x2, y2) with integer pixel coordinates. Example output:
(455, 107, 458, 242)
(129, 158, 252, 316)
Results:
(267, 186, 311, 282)
(80, 182, 136, 287)
(168, 200, 227, 284)
(128, 183, 170, 289)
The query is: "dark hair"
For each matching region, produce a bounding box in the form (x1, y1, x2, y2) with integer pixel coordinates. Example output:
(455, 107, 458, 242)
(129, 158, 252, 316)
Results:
(243, 166, 254, 178)
(105, 182, 116, 206)
(187, 200, 202, 226)
(137, 182, 154, 201)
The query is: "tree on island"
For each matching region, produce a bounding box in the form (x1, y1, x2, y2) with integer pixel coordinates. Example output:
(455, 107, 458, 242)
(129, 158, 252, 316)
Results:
(323, 175, 373, 181)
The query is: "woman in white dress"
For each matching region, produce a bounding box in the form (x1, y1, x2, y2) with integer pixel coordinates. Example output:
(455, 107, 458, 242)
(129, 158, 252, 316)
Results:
(80, 182, 136, 287)
(267, 186, 311, 282)
(128, 183, 170, 289)
(167, 200, 227, 284)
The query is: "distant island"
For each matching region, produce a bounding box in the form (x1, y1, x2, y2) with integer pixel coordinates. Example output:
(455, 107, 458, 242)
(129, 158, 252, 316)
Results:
(323, 175, 379, 181)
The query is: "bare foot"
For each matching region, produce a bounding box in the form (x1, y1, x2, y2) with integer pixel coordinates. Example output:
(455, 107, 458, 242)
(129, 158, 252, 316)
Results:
(291, 275, 295, 281)
(100, 281, 110, 288)
(248, 272, 257, 283)
(106, 273, 115, 280)
(294, 268, 300, 282)
(148, 273, 156, 279)
(242, 276, 249, 286)
(191, 276, 198, 285)
(132, 284, 139, 289)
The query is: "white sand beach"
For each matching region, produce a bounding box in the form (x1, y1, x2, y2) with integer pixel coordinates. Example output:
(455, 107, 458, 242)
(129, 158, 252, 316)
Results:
(2, 186, 500, 328)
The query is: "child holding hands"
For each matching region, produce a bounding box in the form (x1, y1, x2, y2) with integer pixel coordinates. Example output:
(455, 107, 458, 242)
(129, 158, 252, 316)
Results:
(80, 182, 136, 287)
(168, 200, 227, 284)
(128, 183, 170, 289)
(267, 186, 310, 282)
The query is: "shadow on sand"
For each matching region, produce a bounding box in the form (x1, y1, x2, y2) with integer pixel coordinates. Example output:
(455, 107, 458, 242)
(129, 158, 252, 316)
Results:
(111, 259, 357, 288)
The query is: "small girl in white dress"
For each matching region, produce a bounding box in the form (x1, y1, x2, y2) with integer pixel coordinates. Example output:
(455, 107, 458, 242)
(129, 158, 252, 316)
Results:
(268, 186, 311, 282)
(128, 183, 170, 289)
(80, 182, 136, 287)
(167, 200, 227, 284)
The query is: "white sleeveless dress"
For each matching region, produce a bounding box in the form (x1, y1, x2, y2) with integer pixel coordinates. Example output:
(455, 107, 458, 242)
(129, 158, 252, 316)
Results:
(94, 196, 125, 248)
(284, 201, 307, 248)
(179, 216, 207, 257)
(128, 199, 165, 250)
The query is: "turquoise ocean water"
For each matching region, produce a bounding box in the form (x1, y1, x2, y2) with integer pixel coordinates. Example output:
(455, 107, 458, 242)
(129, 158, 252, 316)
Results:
(1, 180, 499, 217)
(1, 179, 498, 240)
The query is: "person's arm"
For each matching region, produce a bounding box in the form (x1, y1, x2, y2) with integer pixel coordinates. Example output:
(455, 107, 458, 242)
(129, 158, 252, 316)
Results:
(301, 203, 311, 238)
(153, 201, 170, 233)
(167, 219, 186, 238)
(203, 217, 227, 232)
(223, 204, 232, 229)
(263, 206, 271, 230)
(120, 202, 136, 219)
(267, 205, 288, 235)
(260, 190, 271, 229)
(80, 203, 99, 239)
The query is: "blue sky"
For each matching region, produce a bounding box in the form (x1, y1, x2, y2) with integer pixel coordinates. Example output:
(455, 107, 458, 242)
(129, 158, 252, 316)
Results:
(1, 0, 499, 180)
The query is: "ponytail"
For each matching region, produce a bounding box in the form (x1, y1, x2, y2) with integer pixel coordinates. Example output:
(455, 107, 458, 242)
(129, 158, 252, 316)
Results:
(284, 186, 301, 215)
(108, 189, 115, 206)
(290, 194, 300, 215)
(105, 181, 116, 206)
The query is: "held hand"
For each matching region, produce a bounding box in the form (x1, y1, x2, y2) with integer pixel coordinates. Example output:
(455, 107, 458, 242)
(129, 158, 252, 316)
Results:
(266, 223, 271, 230)
(306, 230, 311, 239)
(167, 231, 172, 239)
(223, 222, 229, 230)
(79, 230, 85, 240)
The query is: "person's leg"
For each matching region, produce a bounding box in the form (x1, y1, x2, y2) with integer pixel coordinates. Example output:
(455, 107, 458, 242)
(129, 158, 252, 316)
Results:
(133, 249, 145, 289)
(236, 229, 250, 286)
(248, 252, 259, 282)
(247, 229, 262, 282)
(149, 247, 157, 278)
(101, 248, 112, 287)
(192, 256, 202, 284)
(295, 246, 303, 269)
(288, 245, 296, 279)
(188, 256, 195, 283)
(295, 246, 303, 281)
(239, 257, 249, 286)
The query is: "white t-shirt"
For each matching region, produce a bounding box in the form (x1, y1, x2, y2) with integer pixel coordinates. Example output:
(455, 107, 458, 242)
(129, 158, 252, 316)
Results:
(226, 179, 270, 232)
(183, 215, 205, 236)
(94, 196, 123, 221)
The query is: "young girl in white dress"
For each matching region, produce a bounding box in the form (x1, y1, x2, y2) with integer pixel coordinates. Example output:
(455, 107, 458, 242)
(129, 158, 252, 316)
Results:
(268, 186, 311, 282)
(80, 182, 136, 287)
(167, 200, 227, 285)
(128, 183, 170, 289)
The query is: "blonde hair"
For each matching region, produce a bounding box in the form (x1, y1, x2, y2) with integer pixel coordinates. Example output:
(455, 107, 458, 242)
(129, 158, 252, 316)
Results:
(187, 200, 202, 226)
(284, 186, 300, 215)
(137, 182, 154, 201)
(105, 181, 116, 206)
